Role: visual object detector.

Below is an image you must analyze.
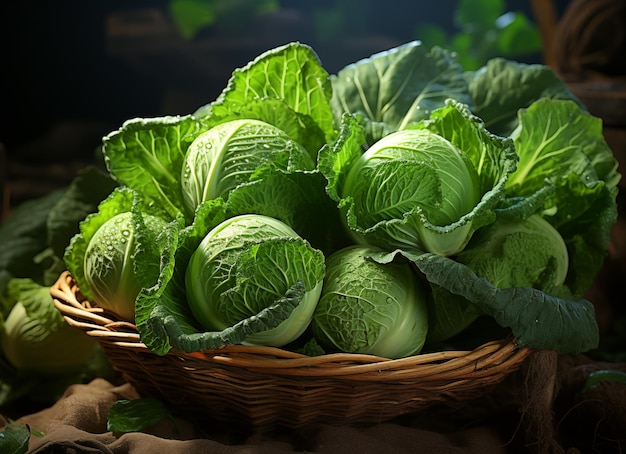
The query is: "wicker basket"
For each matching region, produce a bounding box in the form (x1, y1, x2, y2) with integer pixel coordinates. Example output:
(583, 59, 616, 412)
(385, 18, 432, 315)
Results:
(51, 271, 532, 431)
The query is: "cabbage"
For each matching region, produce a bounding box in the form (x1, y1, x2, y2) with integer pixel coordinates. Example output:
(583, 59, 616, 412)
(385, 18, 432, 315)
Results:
(180, 119, 315, 218)
(426, 214, 570, 343)
(311, 246, 428, 358)
(185, 214, 325, 347)
(130, 207, 326, 355)
(319, 101, 517, 256)
(64, 188, 169, 322)
(1, 279, 97, 375)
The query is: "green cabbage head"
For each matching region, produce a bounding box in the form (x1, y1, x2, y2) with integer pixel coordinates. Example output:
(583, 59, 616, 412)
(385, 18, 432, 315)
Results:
(319, 101, 517, 257)
(83, 211, 168, 322)
(426, 214, 570, 343)
(1, 279, 98, 375)
(180, 119, 315, 217)
(185, 214, 325, 347)
(311, 245, 429, 358)
(344, 128, 481, 255)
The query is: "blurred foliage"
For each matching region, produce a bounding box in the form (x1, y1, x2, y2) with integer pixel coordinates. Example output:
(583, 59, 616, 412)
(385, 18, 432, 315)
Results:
(168, 0, 542, 69)
(415, 0, 542, 70)
(169, 0, 279, 39)
(312, 0, 375, 45)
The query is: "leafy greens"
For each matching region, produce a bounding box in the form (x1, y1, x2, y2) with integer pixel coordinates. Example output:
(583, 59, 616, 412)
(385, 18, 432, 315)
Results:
(58, 40, 620, 357)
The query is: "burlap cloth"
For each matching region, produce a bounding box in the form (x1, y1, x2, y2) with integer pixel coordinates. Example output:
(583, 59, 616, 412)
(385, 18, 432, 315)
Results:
(2, 352, 624, 453)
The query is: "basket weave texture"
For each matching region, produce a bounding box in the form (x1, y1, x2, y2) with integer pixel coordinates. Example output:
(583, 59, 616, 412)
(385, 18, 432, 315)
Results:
(51, 271, 532, 430)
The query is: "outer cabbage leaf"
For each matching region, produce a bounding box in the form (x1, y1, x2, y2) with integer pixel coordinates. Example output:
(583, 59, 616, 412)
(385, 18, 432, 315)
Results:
(134, 202, 224, 355)
(0, 421, 30, 454)
(507, 100, 620, 195)
(0, 189, 66, 305)
(102, 115, 203, 221)
(46, 167, 118, 259)
(505, 99, 621, 296)
(209, 42, 336, 145)
(371, 250, 599, 354)
(317, 113, 366, 205)
(465, 58, 584, 136)
(330, 41, 471, 144)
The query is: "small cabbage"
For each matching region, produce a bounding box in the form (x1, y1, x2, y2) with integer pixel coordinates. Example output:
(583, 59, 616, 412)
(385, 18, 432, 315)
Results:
(180, 119, 315, 217)
(1, 279, 97, 375)
(185, 214, 325, 347)
(311, 245, 429, 358)
(457, 214, 568, 291)
(83, 212, 167, 322)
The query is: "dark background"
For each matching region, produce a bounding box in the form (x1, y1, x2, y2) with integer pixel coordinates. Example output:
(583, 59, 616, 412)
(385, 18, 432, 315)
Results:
(0, 1, 562, 165)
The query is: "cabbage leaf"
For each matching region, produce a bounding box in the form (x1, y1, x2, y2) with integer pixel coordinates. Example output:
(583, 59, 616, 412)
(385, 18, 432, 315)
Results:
(208, 42, 336, 148)
(371, 250, 599, 354)
(505, 99, 621, 297)
(102, 115, 202, 221)
(330, 41, 472, 144)
(465, 58, 584, 136)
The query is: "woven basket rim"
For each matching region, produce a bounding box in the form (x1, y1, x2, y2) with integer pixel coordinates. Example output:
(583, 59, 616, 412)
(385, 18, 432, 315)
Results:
(51, 271, 533, 381)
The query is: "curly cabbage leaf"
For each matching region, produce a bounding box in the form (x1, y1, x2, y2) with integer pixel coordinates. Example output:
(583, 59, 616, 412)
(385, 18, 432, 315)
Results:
(370, 250, 599, 354)
(102, 115, 203, 221)
(209, 42, 336, 146)
(223, 170, 351, 256)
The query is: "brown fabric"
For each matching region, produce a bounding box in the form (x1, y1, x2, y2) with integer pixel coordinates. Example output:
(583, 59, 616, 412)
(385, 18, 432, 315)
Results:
(2, 354, 625, 453)
(10, 378, 511, 454)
